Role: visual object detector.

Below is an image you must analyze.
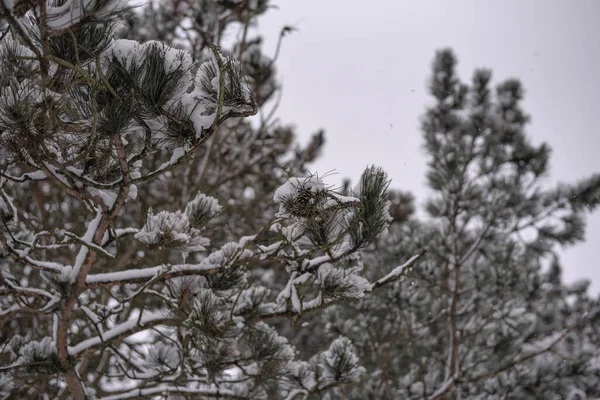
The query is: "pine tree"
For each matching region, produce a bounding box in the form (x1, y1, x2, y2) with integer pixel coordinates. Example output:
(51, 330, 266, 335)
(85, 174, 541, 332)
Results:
(0, 1, 423, 399)
(323, 49, 600, 399)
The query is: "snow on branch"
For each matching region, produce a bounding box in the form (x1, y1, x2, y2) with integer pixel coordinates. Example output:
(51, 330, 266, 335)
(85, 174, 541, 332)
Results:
(98, 386, 245, 400)
(44, 0, 130, 32)
(85, 262, 220, 286)
(0, 280, 56, 301)
(68, 311, 170, 356)
(0, 170, 47, 182)
(373, 250, 426, 289)
(71, 208, 103, 279)
(86, 238, 252, 286)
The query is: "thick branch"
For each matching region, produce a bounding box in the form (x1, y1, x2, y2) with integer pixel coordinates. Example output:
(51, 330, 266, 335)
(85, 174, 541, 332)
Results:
(69, 311, 173, 357)
(98, 386, 247, 400)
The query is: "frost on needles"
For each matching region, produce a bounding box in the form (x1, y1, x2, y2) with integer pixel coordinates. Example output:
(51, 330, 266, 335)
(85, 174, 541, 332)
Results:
(0, 1, 424, 399)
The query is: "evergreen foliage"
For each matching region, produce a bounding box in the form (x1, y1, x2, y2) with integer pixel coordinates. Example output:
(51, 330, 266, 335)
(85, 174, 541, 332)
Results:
(1, 1, 598, 399)
(320, 49, 600, 399)
(0, 1, 420, 398)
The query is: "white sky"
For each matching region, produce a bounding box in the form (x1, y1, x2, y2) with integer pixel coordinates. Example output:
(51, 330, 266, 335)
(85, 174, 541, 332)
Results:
(255, 0, 600, 294)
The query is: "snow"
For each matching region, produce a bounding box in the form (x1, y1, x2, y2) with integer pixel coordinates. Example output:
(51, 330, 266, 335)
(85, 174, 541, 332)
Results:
(257, 240, 283, 256)
(238, 234, 256, 248)
(104, 40, 194, 115)
(273, 175, 326, 203)
(71, 208, 103, 279)
(66, 166, 84, 176)
(375, 253, 423, 287)
(147, 341, 180, 369)
(23, 170, 47, 180)
(316, 337, 365, 384)
(20, 256, 65, 273)
(108, 228, 138, 241)
(129, 161, 142, 179)
(277, 272, 300, 311)
(88, 187, 118, 208)
(160, 43, 193, 74)
(566, 389, 587, 400)
(43, 162, 72, 188)
(89, 236, 252, 285)
(106, 39, 139, 66)
(184, 192, 222, 224)
(293, 272, 313, 285)
(98, 386, 238, 400)
(80, 305, 103, 335)
(0, 191, 15, 222)
(0, 304, 20, 317)
(427, 373, 459, 400)
(127, 184, 138, 200)
(521, 329, 570, 355)
(273, 221, 303, 244)
(304, 253, 338, 271)
(243, 186, 256, 200)
(135, 209, 209, 257)
(86, 266, 161, 285)
(317, 263, 372, 299)
(284, 389, 309, 400)
(180, 87, 214, 135)
(86, 259, 222, 285)
(145, 146, 190, 178)
(46, 0, 129, 32)
(18, 337, 56, 364)
(290, 283, 301, 312)
(68, 311, 166, 356)
(170, 147, 185, 164)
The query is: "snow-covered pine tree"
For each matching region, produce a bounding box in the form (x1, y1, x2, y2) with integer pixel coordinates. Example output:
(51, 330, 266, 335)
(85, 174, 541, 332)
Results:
(0, 1, 423, 398)
(321, 49, 600, 399)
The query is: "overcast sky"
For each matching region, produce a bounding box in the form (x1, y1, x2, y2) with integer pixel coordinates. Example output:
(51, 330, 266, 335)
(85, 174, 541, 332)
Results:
(254, 0, 600, 294)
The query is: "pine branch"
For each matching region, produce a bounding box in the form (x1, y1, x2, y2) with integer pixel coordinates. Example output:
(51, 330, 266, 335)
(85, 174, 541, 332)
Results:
(98, 386, 248, 400)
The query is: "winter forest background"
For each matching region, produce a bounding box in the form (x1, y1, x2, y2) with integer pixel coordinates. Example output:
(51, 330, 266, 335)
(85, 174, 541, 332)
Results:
(258, 0, 600, 295)
(1, 0, 600, 399)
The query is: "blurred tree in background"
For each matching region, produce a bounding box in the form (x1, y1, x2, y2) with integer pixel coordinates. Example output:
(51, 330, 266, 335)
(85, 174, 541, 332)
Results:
(321, 49, 600, 399)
